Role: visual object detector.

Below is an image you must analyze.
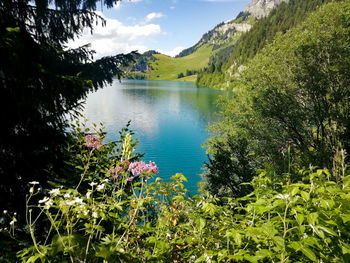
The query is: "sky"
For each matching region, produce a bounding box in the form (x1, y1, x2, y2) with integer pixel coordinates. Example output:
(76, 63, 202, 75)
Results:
(68, 0, 251, 58)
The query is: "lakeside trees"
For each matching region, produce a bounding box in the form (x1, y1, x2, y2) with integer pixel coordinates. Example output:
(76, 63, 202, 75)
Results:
(204, 0, 350, 197)
(0, 0, 134, 220)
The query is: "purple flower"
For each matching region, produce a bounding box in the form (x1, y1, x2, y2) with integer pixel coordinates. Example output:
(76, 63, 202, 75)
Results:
(84, 134, 103, 150)
(128, 161, 159, 176)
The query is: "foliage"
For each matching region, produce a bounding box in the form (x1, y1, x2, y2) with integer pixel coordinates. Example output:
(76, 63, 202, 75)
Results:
(203, 137, 255, 200)
(0, 0, 135, 220)
(197, 0, 334, 89)
(2, 124, 349, 262)
(205, 1, 350, 197)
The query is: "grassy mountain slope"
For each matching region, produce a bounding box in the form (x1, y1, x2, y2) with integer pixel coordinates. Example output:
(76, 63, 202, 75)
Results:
(126, 14, 254, 82)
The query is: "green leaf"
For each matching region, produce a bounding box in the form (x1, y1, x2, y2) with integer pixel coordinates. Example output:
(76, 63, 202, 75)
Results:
(296, 213, 304, 225)
(301, 191, 310, 201)
(291, 187, 299, 196)
(196, 217, 206, 232)
(300, 247, 317, 262)
(307, 212, 318, 225)
(342, 244, 350, 255)
(272, 236, 285, 249)
(289, 241, 302, 251)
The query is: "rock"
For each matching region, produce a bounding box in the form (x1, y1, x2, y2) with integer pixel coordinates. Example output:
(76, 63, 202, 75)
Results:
(245, 0, 289, 18)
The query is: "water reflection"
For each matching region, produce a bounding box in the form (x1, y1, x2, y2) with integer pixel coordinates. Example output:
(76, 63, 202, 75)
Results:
(83, 79, 223, 193)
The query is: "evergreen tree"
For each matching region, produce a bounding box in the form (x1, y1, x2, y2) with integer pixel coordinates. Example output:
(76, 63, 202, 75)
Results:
(0, 0, 135, 217)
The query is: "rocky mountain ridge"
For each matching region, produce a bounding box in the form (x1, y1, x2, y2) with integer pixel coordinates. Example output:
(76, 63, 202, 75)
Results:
(246, 0, 289, 18)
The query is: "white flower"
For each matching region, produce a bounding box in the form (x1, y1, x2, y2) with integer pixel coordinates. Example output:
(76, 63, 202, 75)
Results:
(49, 188, 60, 196)
(83, 210, 88, 216)
(3, 210, 8, 215)
(92, 211, 98, 218)
(73, 197, 84, 205)
(89, 182, 98, 187)
(64, 193, 70, 199)
(86, 191, 92, 199)
(29, 187, 34, 194)
(96, 184, 105, 191)
(44, 200, 53, 209)
(276, 194, 290, 200)
(102, 179, 109, 183)
(166, 233, 171, 238)
(39, 197, 50, 204)
(29, 181, 39, 185)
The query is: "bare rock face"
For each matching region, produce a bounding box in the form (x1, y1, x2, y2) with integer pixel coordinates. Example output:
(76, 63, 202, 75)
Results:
(245, 0, 289, 18)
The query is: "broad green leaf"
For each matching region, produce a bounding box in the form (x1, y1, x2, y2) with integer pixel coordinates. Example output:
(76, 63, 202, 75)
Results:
(301, 191, 310, 201)
(300, 247, 317, 262)
(307, 213, 318, 225)
(272, 236, 285, 249)
(342, 244, 350, 255)
(296, 213, 304, 225)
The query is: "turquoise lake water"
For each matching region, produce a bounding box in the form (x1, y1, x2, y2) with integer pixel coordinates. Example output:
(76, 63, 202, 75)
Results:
(82, 79, 223, 193)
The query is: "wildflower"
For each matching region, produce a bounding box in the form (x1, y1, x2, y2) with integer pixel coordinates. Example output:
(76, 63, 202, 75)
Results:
(44, 200, 53, 209)
(39, 197, 50, 204)
(92, 211, 98, 218)
(86, 191, 92, 199)
(89, 182, 98, 187)
(276, 194, 290, 200)
(127, 177, 134, 182)
(29, 187, 34, 194)
(29, 181, 39, 185)
(66, 197, 84, 206)
(49, 188, 60, 196)
(3, 210, 7, 215)
(96, 184, 105, 191)
(73, 197, 84, 204)
(278, 147, 285, 153)
(84, 134, 103, 150)
(128, 161, 159, 176)
(108, 166, 125, 179)
(64, 193, 70, 199)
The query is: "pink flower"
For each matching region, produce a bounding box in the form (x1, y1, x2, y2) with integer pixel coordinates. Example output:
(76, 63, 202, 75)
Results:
(84, 134, 103, 150)
(108, 166, 125, 179)
(127, 177, 134, 182)
(128, 161, 159, 176)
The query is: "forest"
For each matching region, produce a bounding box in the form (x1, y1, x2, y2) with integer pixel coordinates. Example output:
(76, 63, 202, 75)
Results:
(1, 0, 350, 262)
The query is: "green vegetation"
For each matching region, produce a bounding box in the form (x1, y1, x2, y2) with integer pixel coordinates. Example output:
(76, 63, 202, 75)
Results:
(0, 0, 134, 255)
(2, 0, 350, 261)
(205, 0, 350, 198)
(6, 123, 350, 262)
(197, 0, 335, 89)
(127, 15, 249, 83)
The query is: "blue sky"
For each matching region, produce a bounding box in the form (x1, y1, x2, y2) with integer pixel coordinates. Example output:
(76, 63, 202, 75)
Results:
(69, 0, 251, 58)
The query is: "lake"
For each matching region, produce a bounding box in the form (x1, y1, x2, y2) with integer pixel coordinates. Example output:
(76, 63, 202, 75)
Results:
(82, 79, 223, 193)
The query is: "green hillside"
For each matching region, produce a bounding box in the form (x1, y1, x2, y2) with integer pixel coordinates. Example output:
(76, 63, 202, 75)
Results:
(197, 0, 337, 89)
(126, 15, 251, 82)
(147, 45, 212, 81)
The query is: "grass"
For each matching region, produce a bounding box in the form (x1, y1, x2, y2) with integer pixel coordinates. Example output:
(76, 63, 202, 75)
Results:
(146, 45, 212, 81)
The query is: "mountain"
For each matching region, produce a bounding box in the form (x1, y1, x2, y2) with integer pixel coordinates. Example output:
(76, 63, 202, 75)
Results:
(125, 0, 293, 82)
(197, 0, 333, 89)
(246, 0, 288, 18)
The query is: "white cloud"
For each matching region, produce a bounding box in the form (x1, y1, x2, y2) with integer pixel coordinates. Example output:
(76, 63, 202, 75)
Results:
(145, 12, 164, 22)
(114, 0, 142, 9)
(157, 46, 185, 57)
(67, 12, 162, 59)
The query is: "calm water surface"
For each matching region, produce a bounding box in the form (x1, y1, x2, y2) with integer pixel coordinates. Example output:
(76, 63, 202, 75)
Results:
(82, 79, 223, 193)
